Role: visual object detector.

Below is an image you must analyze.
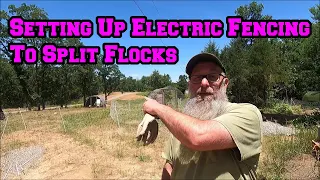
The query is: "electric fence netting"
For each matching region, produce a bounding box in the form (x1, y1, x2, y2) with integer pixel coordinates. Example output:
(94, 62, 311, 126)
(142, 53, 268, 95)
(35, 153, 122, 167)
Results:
(109, 86, 187, 127)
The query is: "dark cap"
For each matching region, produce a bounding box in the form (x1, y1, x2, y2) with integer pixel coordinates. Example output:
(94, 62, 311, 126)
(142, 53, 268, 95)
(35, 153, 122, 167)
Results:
(186, 53, 226, 76)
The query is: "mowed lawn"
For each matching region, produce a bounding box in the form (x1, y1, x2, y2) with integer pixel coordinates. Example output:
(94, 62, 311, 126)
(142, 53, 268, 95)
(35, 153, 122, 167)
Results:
(1, 98, 319, 179)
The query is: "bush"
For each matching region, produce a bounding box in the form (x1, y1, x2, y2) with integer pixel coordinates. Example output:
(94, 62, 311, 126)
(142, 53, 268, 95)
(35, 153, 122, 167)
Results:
(273, 103, 294, 115)
(262, 99, 303, 115)
(292, 111, 320, 127)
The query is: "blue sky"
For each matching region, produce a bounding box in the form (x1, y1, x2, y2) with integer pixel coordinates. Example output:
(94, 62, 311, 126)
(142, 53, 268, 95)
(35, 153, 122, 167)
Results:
(1, 0, 318, 82)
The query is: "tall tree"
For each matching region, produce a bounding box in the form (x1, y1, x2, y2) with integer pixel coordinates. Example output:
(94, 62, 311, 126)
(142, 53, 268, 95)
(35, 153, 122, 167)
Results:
(310, 4, 320, 22)
(52, 38, 83, 107)
(176, 75, 188, 94)
(0, 57, 23, 108)
(148, 70, 172, 90)
(97, 58, 124, 101)
(202, 40, 220, 57)
(218, 1, 282, 106)
(0, 3, 60, 110)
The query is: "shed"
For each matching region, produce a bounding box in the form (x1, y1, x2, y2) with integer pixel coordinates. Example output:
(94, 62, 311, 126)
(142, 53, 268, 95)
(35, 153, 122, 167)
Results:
(85, 95, 106, 107)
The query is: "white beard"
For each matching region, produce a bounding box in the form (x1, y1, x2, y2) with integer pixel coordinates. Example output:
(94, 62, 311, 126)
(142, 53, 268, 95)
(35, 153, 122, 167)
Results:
(176, 88, 229, 164)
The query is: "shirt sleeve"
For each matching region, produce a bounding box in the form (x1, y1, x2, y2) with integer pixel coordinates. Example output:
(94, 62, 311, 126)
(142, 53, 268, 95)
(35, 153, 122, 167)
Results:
(161, 133, 176, 164)
(214, 103, 263, 161)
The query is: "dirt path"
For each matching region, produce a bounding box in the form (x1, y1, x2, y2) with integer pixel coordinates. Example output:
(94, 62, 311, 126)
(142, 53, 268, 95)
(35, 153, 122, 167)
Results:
(2, 130, 99, 179)
(4, 92, 142, 115)
(1, 107, 167, 179)
(0, 93, 162, 179)
(105, 92, 142, 102)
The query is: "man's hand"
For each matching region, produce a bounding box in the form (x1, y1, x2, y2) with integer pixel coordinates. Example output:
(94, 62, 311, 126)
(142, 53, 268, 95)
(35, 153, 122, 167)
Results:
(142, 97, 162, 116)
(136, 97, 163, 145)
(136, 113, 159, 145)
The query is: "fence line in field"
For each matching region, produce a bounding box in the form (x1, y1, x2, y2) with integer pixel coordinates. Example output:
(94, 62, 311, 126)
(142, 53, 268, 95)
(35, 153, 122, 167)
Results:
(109, 97, 186, 128)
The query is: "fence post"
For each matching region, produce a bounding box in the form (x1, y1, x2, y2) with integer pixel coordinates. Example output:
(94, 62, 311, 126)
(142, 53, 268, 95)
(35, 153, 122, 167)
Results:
(115, 101, 120, 128)
(19, 107, 27, 130)
(1, 115, 8, 140)
(128, 101, 131, 111)
(59, 107, 66, 133)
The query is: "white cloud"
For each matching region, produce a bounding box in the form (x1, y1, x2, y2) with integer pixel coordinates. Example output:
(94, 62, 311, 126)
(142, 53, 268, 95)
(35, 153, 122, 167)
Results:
(129, 74, 141, 80)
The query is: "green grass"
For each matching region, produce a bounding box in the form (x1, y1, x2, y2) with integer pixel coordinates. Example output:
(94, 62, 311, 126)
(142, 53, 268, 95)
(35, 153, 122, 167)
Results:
(0, 117, 26, 135)
(59, 100, 147, 147)
(3, 98, 319, 179)
(110, 99, 146, 124)
(137, 154, 152, 162)
(62, 108, 110, 147)
(257, 125, 318, 179)
(137, 91, 150, 97)
(63, 108, 109, 132)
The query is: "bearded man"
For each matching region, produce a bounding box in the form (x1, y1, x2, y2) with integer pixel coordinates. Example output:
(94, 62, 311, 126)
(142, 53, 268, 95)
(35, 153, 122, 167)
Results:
(142, 53, 263, 180)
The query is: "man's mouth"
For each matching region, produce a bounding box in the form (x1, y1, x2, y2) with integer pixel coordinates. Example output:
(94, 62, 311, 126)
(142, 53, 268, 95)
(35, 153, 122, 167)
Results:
(196, 93, 214, 101)
(198, 93, 213, 96)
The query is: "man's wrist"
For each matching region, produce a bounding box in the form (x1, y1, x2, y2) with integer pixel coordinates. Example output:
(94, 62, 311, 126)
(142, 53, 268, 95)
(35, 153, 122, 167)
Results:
(155, 103, 171, 120)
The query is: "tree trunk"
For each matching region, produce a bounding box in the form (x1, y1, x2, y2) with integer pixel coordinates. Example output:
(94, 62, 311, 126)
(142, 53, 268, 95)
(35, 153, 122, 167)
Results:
(27, 104, 31, 111)
(83, 95, 86, 107)
(36, 62, 41, 111)
(42, 101, 46, 110)
(0, 107, 5, 121)
(104, 89, 107, 103)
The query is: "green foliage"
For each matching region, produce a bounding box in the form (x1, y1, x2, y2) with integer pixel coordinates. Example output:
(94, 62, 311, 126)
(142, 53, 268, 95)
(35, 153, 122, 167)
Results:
(292, 111, 320, 127)
(97, 58, 124, 96)
(216, 2, 319, 108)
(0, 58, 23, 108)
(262, 99, 303, 115)
(119, 76, 139, 92)
(148, 70, 172, 90)
(302, 91, 320, 102)
(309, 4, 320, 22)
(176, 75, 188, 94)
(202, 40, 220, 57)
(118, 70, 173, 93)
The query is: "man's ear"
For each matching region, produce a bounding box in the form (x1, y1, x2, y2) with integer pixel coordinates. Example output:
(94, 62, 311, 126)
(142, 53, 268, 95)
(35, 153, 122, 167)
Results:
(222, 78, 229, 87)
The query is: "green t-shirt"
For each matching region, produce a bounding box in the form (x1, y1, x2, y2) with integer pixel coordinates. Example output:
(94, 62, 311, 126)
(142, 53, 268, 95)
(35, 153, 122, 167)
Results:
(162, 102, 263, 180)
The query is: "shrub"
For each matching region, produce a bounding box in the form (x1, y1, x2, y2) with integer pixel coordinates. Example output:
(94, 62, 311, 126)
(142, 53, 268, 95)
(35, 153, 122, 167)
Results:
(262, 99, 303, 115)
(292, 111, 320, 127)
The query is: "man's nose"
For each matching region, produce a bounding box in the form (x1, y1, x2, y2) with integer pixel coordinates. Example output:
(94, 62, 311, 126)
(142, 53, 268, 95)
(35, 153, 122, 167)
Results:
(200, 77, 210, 88)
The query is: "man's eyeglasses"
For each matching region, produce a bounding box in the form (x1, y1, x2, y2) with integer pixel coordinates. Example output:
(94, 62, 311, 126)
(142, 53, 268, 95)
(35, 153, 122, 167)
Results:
(189, 73, 226, 84)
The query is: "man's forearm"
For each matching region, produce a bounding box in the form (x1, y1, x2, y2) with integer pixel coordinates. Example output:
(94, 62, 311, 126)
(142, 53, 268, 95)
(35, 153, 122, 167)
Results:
(155, 104, 206, 149)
